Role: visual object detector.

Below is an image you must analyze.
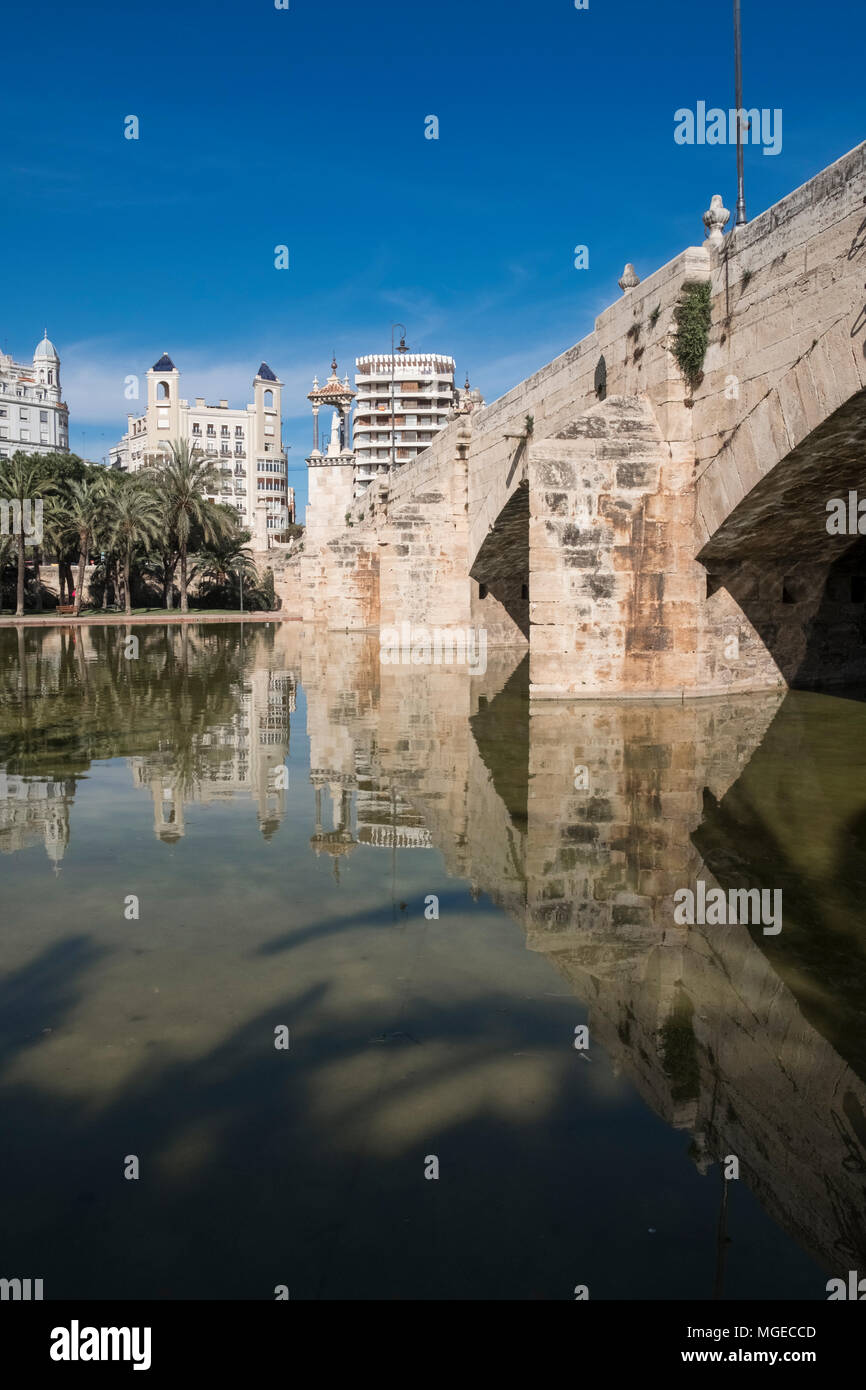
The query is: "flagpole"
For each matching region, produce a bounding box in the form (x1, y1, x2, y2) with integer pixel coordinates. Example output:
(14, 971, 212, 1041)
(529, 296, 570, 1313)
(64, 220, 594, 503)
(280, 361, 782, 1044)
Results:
(734, 0, 747, 225)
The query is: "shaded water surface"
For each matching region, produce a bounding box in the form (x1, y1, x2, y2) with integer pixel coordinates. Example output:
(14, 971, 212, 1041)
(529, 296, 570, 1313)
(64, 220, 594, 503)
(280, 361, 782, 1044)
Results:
(1, 623, 865, 1299)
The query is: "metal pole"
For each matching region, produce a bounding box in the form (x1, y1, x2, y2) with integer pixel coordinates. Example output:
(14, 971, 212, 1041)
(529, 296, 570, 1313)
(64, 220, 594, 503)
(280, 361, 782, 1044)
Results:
(239, 565, 244, 614)
(390, 323, 406, 474)
(734, 0, 747, 225)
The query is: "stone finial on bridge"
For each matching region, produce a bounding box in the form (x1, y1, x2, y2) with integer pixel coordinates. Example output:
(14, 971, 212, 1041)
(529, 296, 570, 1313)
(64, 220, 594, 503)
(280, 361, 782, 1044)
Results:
(702, 194, 730, 250)
(618, 263, 640, 293)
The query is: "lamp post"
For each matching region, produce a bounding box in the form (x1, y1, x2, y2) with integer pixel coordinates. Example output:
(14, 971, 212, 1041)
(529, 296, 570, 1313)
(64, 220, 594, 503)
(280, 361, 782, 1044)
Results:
(390, 323, 407, 474)
(734, 0, 747, 225)
(238, 562, 244, 614)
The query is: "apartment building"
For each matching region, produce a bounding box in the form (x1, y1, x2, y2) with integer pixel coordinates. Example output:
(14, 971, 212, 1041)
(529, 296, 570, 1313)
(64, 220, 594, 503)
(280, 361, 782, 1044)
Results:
(0, 333, 69, 459)
(352, 353, 457, 492)
(110, 354, 294, 535)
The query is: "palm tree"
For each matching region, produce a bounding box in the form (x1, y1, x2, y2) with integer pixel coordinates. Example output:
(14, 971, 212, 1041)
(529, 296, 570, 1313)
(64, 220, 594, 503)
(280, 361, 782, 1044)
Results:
(41, 493, 78, 608)
(195, 531, 258, 604)
(149, 487, 181, 610)
(92, 469, 127, 609)
(0, 452, 54, 617)
(0, 530, 14, 613)
(148, 440, 228, 613)
(63, 478, 102, 616)
(104, 479, 163, 615)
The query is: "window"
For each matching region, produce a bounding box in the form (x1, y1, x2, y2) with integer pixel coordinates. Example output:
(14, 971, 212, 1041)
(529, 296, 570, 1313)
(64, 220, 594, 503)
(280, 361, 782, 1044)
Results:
(157, 381, 170, 401)
(235, 426, 243, 437)
(40, 410, 48, 422)
(19, 407, 28, 418)
(207, 425, 215, 436)
(264, 389, 273, 408)
(21, 429, 30, 440)
(192, 423, 201, 435)
(221, 425, 229, 437)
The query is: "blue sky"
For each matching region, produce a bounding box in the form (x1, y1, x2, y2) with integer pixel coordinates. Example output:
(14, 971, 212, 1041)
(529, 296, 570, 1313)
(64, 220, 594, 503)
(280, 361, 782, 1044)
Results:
(1, 0, 863, 512)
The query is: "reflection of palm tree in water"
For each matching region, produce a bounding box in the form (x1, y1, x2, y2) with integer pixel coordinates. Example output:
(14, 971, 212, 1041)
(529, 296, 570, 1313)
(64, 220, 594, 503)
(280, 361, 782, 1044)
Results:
(0, 623, 275, 809)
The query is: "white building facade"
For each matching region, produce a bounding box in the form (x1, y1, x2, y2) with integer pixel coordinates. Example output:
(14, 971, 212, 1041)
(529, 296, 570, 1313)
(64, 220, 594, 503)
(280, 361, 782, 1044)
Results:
(0, 333, 69, 460)
(110, 354, 294, 536)
(353, 352, 457, 491)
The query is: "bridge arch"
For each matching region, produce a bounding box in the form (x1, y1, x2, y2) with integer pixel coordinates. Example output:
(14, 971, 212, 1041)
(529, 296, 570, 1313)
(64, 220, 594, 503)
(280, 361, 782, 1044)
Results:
(699, 378, 866, 688)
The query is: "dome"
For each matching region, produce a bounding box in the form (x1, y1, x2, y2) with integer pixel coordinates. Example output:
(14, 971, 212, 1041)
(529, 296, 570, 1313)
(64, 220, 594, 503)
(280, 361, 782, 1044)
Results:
(34, 332, 59, 362)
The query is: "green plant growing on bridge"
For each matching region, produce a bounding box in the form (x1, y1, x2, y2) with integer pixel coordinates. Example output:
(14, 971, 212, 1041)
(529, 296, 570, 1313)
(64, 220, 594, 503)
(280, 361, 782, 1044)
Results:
(524, 414, 534, 437)
(649, 303, 662, 329)
(672, 280, 712, 391)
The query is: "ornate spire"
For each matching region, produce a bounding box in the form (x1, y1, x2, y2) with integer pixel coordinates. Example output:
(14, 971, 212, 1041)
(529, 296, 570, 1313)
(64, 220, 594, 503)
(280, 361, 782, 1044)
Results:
(702, 193, 731, 250)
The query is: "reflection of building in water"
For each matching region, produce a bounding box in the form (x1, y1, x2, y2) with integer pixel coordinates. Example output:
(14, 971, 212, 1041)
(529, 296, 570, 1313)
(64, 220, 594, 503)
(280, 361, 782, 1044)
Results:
(0, 769, 73, 871)
(308, 752, 432, 878)
(355, 756, 432, 849)
(130, 667, 295, 843)
(310, 771, 356, 880)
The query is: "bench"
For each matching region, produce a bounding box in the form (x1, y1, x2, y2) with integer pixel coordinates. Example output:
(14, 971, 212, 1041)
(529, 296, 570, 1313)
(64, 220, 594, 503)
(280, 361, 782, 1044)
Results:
(57, 605, 76, 615)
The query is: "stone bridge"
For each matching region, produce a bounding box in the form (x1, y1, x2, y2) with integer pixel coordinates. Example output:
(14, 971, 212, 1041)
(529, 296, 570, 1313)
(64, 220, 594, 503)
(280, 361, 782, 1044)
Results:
(300, 142, 866, 698)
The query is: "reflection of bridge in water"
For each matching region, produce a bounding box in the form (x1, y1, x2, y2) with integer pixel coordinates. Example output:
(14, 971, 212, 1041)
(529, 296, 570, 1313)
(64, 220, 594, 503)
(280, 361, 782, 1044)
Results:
(297, 628, 866, 1280)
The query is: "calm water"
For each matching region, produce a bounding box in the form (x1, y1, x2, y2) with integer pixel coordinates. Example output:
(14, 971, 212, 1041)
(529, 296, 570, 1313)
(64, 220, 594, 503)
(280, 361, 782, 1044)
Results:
(1, 622, 865, 1300)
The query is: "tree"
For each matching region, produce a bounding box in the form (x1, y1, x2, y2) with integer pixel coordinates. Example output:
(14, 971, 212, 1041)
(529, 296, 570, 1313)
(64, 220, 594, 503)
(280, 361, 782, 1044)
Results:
(104, 478, 163, 615)
(0, 452, 55, 617)
(0, 530, 14, 613)
(195, 530, 258, 604)
(63, 478, 102, 616)
(147, 440, 228, 613)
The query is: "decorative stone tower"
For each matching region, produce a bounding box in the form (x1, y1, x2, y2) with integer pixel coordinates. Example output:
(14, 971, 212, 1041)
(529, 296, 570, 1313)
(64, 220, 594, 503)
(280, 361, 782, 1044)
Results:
(305, 358, 357, 543)
(302, 359, 361, 623)
(146, 352, 181, 446)
(33, 332, 61, 400)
